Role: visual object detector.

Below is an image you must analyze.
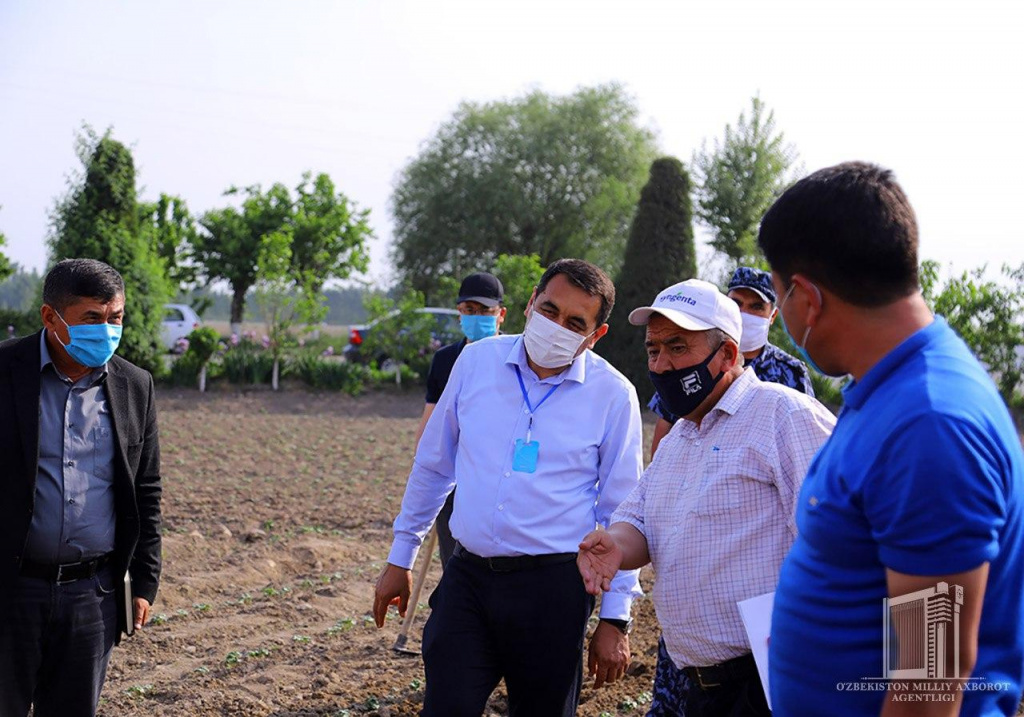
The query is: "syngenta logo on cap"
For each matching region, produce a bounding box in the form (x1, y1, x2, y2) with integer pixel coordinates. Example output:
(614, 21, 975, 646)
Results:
(658, 291, 698, 306)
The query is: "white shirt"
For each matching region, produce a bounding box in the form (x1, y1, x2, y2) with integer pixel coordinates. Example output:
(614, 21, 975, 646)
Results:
(613, 368, 836, 666)
(389, 334, 644, 618)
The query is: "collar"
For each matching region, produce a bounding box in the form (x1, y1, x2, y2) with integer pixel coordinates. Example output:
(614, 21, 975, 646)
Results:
(709, 365, 759, 417)
(842, 316, 941, 411)
(504, 335, 587, 385)
(39, 329, 109, 383)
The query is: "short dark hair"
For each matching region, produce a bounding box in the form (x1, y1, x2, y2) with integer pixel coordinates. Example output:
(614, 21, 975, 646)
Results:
(43, 258, 125, 313)
(757, 161, 919, 306)
(535, 258, 616, 327)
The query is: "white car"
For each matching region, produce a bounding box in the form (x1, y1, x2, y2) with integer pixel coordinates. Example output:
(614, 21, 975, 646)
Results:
(161, 303, 202, 352)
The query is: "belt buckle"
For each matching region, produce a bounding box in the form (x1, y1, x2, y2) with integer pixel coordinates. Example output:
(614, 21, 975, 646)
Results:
(55, 562, 75, 585)
(694, 666, 721, 690)
(486, 557, 509, 573)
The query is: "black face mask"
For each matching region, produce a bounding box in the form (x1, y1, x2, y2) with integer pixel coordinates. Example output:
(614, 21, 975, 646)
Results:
(648, 343, 725, 418)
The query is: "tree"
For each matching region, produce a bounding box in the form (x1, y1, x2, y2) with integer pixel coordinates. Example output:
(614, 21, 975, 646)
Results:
(47, 126, 171, 373)
(194, 183, 292, 333)
(921, 260, 1024, 404)
(139, 193, 212, 315)
(492, 253, 545, 334)
(0, 207, 13, 283)
(194, 174, 373, 334)
(599, 158, 696, 401)
(693, 96, 797, 265)
(391, 83, 658, 299)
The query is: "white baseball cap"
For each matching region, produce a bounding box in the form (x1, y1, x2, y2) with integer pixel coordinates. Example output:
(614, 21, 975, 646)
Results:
(628, 279, 742, 342)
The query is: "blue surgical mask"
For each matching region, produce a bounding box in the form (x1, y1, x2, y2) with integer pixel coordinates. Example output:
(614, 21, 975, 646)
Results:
(460, 314, 499, 342)
(777, 282, 840, 377)
(53, 310, 123, 368)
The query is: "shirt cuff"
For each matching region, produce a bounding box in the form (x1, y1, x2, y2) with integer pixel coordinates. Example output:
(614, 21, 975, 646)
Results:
(598, 590, 633, 621)
(386, 539, 420, 571)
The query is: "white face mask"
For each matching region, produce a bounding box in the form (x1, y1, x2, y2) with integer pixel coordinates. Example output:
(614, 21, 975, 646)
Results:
(522, 310, 593, 369)
(739, 312, 771, 353)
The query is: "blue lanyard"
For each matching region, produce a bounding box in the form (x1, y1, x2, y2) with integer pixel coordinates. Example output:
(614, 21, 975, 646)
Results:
(514, 365, 560, 442)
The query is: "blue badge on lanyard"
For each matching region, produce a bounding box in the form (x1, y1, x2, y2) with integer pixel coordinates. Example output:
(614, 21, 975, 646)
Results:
(512, 366, 559, 474)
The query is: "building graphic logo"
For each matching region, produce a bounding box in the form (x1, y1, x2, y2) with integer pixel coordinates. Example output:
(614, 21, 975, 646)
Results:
(883, 581, 963, 680)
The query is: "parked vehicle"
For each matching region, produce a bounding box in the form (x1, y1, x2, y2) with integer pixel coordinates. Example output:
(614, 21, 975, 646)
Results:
(344, 307, 460, 365)
(162, 303, 202, 352)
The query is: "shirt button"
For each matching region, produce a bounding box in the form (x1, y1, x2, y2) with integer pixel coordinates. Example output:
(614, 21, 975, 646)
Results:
(66, 460, 74, 467)
(498, 505, 504, 511)
(504, 472, 510, 478)
(523, 409, 529, 415)
(68, 498, 75, 504)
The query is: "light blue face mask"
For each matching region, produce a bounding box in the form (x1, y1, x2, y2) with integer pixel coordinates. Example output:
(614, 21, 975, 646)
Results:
(53, 310, 123, 368)
(777, 282, 841, 377)
(460, 314, 499, 342)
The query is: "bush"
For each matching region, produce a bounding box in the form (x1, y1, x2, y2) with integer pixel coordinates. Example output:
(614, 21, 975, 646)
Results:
(222, 334, 275, 384)
(287, 352, 367, 395)
(167, 326, 223, 387)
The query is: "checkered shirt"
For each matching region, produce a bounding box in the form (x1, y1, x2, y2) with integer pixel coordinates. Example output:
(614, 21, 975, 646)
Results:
(613, 368, 835, 668)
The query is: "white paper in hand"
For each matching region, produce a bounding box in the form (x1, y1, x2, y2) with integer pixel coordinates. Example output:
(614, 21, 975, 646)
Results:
(737, 591, 774, 710)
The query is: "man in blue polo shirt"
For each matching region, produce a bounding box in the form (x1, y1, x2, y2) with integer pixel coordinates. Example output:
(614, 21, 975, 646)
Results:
(759, 161, 1024, 715)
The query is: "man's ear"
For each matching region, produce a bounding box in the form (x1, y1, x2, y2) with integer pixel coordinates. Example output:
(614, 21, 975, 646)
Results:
(523, 288, 537, 319)
(496, 306, 508, 325)
(768, 307, 778, 327)
(587, 323, 610, 349)
(721, 339, 741, 370)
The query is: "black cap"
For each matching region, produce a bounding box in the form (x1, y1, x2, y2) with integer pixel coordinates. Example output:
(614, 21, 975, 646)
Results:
(457, 272, 504, 308)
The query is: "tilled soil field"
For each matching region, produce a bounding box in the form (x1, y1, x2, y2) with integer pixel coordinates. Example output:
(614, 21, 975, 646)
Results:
(99, 387, 662, 716)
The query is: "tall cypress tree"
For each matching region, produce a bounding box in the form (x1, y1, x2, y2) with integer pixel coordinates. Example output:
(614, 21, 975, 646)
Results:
(600, 157, 696, 403)
(48, 126, 171, 373)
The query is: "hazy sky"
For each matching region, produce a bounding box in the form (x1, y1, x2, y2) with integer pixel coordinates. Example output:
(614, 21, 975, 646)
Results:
(1, 0, 1021, 286)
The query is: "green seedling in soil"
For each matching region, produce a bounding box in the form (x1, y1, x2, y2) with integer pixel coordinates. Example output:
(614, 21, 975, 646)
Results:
(262, 520, 275, 531)
(262, 586, 279, 597)
(300, 579, 314, 588)
(409, 678, 422, 690)
(636, 691, 653, 705)
(225, 651, 243, 667)
(193, 602, 212, 612)
(194, 666, 210, 675)
(619, 697, 638, 712)
(239, 592, 253, 605)
(292, 635, 311, 644)
(364, 696, 380, 710)
(125, 684, 153, 698)
(300, 525, 325, 534)
(151, 614, 169, 626)
(175, 609, 189, 618)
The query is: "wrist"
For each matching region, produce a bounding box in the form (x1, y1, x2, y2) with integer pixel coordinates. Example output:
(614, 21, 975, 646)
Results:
(599, 617, 633, 635)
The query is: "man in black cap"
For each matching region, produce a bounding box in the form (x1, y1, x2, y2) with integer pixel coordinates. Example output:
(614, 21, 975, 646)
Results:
(414, 271, 506, 568)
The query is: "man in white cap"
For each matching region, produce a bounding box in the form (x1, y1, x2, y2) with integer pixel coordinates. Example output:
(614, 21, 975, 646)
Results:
(576, 279, 835, 717)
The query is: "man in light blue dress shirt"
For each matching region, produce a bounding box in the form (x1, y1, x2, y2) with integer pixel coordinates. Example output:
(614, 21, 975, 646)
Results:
(373, 259, 644, 717)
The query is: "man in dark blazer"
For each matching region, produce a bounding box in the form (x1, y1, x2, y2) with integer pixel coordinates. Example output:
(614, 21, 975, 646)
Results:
(0, 258, 162, 717)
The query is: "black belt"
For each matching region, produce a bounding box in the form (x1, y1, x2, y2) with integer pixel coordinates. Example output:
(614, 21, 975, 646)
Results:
(683, 653, 759, 690)
(20, 554, 111, 584)
(453, 543, 576, 573)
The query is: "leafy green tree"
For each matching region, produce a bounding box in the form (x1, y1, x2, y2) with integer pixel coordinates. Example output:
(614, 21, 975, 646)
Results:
(600, 157, 696, 400)
(290, 172, 373, 315)
(360, 289, 435, 383)
(391, 83, 658, 299)
(47, 126, 171, 372)
(0, 208, 13, 283)
(921, 260, 1024, 404)
(194, 183, 292, 333)
(493, 253, 545, 334)
(693, 96, 798, 265)
(138, 193, 212, 316)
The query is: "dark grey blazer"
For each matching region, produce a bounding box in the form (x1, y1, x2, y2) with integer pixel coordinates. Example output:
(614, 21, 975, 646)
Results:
(0, 330, 162, 610)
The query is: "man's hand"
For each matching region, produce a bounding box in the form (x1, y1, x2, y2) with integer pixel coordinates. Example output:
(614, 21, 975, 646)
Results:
(372, 563, 413, 628)
(577, 529, 624, 596)
(588, 620, 631, 688)
(133, 597, 151, 631)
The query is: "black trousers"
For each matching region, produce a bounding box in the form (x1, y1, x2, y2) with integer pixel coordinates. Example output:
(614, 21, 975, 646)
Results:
(0, 565, 118, 717)
(421, 551, 595, 717)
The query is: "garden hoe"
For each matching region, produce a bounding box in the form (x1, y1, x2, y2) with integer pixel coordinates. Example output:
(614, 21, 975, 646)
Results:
(392, 528, 438, 656)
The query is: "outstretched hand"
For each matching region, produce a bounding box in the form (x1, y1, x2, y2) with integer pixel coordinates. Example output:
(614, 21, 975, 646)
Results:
(372, 563, 412, 628)
(577, 529, 624, 596)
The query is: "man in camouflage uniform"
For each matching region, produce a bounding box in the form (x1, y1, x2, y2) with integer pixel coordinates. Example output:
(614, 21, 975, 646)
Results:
(645, 266, 814, 717)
